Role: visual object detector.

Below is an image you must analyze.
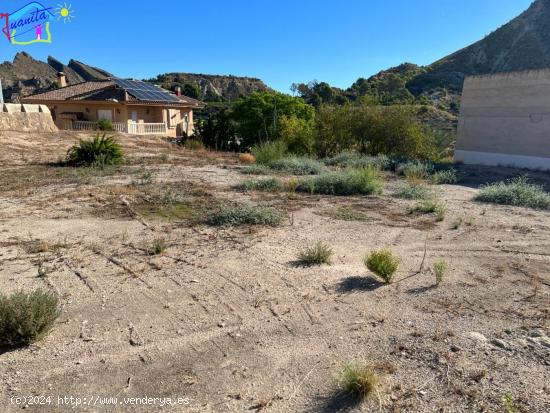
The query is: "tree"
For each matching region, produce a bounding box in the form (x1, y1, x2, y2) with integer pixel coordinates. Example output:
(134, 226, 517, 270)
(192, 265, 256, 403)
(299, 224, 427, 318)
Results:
(195, 108, 238, 151)
(231, 92, 315, 148)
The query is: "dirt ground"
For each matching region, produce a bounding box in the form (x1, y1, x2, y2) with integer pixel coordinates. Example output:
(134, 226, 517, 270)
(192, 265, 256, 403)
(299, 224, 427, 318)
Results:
(0, 131, 549, 413)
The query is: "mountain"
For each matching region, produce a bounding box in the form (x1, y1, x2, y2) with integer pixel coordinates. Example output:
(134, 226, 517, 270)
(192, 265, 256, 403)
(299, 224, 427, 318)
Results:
(0, 52, 111, 102)
(408, 0, 550, 94)
(147, 73, 272, 102)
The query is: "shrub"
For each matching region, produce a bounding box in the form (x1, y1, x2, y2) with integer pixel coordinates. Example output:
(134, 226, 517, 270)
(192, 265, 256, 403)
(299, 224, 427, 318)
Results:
(364, 249, 400, 283)
(269, 156, 326, 175)
(320, 206, 372, 222)
(0, 290, 59, 347)
(396, 161, 432, 182)
(297, 241, 334, 266)
(338, 362, 380, 400)
(474, 177, 550, 210)
(434, 260, 448, 286)
(251, 141, 287, 165)
(324, 152, 391, 170)
(236, 178, 283, 192)
(206, 203, 283, 227)
(66, 134, 124, 167)
(395, 182, 433, 200)
(277, 114, 315, 155)
(431, 169, 458, 185)
(239, 153, 256, 164)
(297, 166, 383, 196)
(94, 119, 114, 131)
(151, 238, 166, 255)
(184, 138, 205, 150)
(411, 199, 446, 221)
(241, 165, 271, 175)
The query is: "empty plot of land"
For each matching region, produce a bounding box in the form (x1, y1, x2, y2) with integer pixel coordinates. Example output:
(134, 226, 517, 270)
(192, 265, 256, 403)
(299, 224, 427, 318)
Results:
(0, 132, 549, 412)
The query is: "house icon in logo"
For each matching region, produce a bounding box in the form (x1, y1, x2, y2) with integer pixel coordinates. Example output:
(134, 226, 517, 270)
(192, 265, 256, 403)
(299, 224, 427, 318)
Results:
(2, 2, 55, 45)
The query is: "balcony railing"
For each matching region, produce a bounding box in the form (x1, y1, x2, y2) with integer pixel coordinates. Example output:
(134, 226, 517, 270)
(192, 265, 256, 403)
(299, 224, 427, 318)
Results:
(72, 121, 167, 135)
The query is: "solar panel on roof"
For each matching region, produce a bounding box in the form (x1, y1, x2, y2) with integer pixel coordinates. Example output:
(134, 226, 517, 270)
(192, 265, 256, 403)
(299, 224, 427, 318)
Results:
(113, 78, 180, 102)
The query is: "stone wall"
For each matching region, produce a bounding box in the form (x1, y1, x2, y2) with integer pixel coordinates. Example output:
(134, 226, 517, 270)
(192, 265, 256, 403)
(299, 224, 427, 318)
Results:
(455, 69, 550, 170)
(0, 103, 58, 133)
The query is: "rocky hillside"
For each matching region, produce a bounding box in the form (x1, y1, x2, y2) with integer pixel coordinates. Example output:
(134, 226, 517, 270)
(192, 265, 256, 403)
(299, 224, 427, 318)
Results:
(148, 73, 272, 102)
(0, 52, 112, 102)
(408, 0, 550, 94)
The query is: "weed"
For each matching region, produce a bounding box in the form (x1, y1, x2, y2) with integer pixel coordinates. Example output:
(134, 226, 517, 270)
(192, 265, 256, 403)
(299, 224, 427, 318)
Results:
(396, 161, 432, 182)
(502, 393, 518, 413)
(205, 203, 283, 227)
(324, 152, 391, 170)
(395, 182, 433, 200)
(297, 167, 383, 196)
(251, 141, 287, 165)
(338, 362, 380, 400)
(135, 169, 153, 185)
(433, 260, 448, 286)
(66, 134, 124, 167)
(285, 177, 299, 194)
(269, 156, 326, 175)
(431, 169, 458, 184)
(411, 199, 446, 221)
(475, 176, 550, 210)
(364, 249, 400, 283)
(94, 119, 114, 131)
(151, 238, 166, 255)
(451, 218, 462, 230)
(236, 178, 283, 192)
(241, 165, 271, 175)
(297, 241, 334, 266)
(239, 153, 256, 164)
(0, 290, 60, 347)
(184, 138, 205, 150)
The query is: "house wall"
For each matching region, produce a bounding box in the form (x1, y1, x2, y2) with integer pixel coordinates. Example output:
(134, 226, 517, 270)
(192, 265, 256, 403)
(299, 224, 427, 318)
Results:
(455, 69, 550, 170)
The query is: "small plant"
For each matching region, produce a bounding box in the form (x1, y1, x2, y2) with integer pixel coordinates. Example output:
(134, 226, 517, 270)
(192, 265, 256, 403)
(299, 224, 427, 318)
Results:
(206, 203, 283, 227)
(239, 153, 256, 164)
(135, 169, 153, 185)
(269, 156, 326, 175)
(285, 177, 299, 194)
(502, 393, 518, 413)
(297, 166, 383, 196)
(364, 249, 400, 283)
(451, 218, 462, 230)
(184, 138, 205, 150)
(236, 178, 283, 192)
(241, 165, 271, 175)
(0, 290, 60, 347)
(395, 182, 433, 200)
(475, 176, 550, 210)
(324, 152, 391, 170)
(411, 199, 446, 221)
(151, 238, 166, 255)
(396, 161, 432, 182)
(433, 260, 448, 286)
(320, 206, 372, 222)
(297, 241, 334, 266)
(431, 169, 458, 184)
(94, 119, 114, 131)
(251, 141, 287, 166)
(338, 362, 380, 400)
(66, 133, 124, 167)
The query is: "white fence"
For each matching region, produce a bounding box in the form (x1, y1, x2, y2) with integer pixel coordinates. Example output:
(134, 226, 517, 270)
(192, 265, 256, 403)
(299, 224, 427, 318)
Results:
(72, 121, 167, 135)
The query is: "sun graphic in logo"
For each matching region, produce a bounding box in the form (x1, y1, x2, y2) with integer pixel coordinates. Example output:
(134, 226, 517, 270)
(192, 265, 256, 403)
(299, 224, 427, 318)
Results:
(55, 3, 75, 23)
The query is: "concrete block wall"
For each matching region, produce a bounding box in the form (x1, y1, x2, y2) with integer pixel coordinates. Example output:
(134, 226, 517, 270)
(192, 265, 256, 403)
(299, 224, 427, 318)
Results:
(0, 103, 57, 132)
(455, 69, 550, 170)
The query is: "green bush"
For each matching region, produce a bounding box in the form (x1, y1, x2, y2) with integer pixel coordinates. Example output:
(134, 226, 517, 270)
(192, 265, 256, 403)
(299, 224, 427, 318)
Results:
(396, 161, 432, 181)
(151, 238, 166, 255)
(183, 138, 205, 150)
(277, 115, 315, 155)
(474, 177, 550, 210)
(236, 178, 283, 192)
(395, 182, 434, 200)
(297, 166, 383, 196)
(364, 249, 400, 283)
(434, 260, 447, 286)
(66, 134, 124, 167)
(431, 169, 458, 184)
(297, 241, 334, 266)
(205, 203, 283, 227)
(338, 362, 380, 400)
(251, 141, 287, 166)
(0, 290, 60, 347)
(269, 156, 326, 175)
(94, 119, 114, 131)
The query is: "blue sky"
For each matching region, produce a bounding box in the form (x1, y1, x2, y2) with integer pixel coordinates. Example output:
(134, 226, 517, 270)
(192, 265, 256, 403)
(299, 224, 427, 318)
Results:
(0, 0, 534, 91)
